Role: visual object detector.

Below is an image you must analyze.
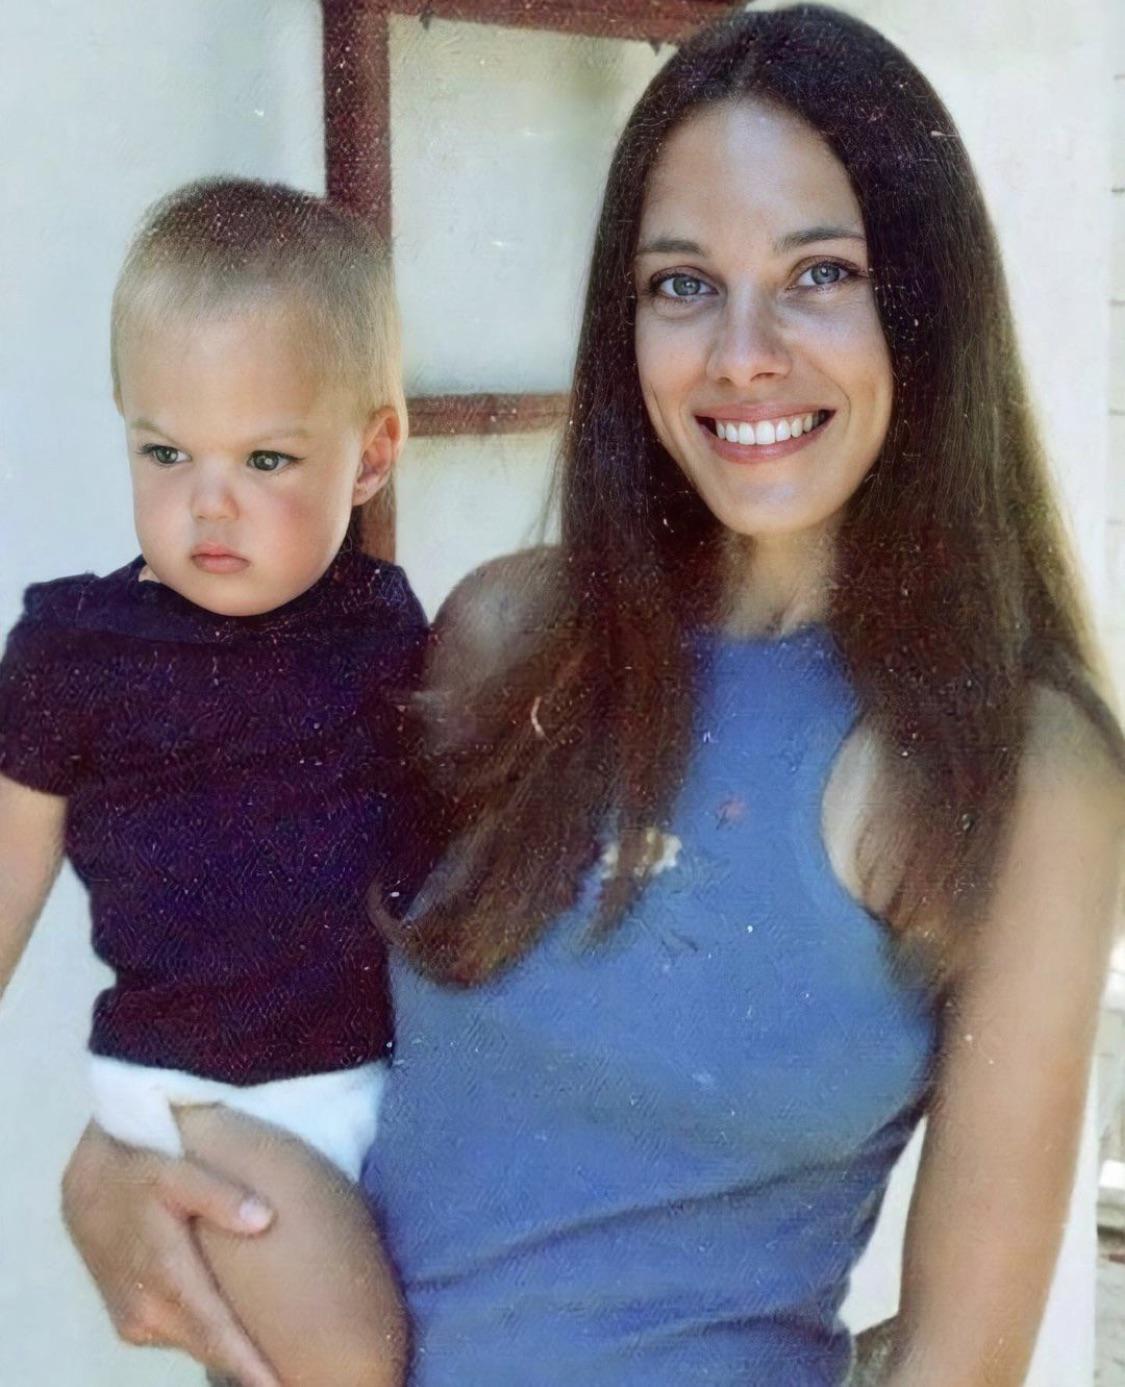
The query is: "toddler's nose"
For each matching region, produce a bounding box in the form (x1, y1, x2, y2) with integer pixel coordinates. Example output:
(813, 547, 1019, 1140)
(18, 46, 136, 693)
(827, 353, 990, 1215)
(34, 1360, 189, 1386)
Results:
(191, 468, 237, 522)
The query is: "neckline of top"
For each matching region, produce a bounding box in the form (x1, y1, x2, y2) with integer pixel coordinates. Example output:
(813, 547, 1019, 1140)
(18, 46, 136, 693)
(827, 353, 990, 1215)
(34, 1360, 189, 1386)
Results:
(694, 620, 830, 650)
(121, 546, 389, 639)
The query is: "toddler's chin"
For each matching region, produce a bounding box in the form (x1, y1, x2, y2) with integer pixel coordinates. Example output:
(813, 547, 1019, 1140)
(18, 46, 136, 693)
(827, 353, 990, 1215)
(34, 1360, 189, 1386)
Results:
(167, 571, 280, 619)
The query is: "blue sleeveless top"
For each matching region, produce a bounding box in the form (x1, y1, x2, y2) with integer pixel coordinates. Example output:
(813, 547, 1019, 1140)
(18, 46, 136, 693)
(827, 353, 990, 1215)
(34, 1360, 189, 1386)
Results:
(365, 626, 939, 1386)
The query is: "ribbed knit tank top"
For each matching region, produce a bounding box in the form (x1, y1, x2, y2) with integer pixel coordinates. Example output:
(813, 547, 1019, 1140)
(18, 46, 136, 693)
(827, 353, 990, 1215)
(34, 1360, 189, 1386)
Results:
(365, 625, 939, 1386)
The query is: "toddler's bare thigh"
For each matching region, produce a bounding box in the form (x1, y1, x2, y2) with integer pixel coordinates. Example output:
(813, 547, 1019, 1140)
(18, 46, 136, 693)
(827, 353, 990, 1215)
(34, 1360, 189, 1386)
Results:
(176, 1104, 406, 1387)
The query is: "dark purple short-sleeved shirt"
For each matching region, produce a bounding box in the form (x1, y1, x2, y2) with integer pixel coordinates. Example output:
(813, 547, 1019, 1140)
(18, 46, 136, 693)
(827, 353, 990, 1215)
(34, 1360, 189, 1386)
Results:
(0, 549, 428, 1084)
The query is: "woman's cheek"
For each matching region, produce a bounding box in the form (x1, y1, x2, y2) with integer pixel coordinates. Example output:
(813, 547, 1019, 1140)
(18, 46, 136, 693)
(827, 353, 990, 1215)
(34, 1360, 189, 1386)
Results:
(813, 298, 891, 368)
(636, 319, 696, 436)
(638, 377, 682, 468)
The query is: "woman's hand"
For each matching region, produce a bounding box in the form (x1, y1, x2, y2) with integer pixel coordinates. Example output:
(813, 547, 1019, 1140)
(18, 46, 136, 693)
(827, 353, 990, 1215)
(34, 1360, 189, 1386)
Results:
(61, 1122, 281, 1387)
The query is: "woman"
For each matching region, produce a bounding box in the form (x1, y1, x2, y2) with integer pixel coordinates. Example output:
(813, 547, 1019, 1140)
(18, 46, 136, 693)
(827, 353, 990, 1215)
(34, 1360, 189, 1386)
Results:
(64, 6, 1123, 1385)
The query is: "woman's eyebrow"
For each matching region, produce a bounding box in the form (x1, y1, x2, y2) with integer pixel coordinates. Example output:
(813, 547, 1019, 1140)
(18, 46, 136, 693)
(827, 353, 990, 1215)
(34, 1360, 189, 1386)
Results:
(635, 226, 866, 260)
(635, 236, 705, 258)
(772, 225, 866, 252)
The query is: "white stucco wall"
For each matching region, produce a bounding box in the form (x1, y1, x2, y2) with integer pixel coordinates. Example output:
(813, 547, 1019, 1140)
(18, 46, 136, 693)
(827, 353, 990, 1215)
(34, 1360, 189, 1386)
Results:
(0, 2, 1117, 1383)
(1108, 0, 1125, 702)
(0, 3, 324, 1383)
(389, 12, 665, 609)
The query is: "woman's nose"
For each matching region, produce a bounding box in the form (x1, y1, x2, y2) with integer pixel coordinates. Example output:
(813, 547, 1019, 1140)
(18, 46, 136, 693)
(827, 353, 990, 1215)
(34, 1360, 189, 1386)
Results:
(705, 291, 792, 387)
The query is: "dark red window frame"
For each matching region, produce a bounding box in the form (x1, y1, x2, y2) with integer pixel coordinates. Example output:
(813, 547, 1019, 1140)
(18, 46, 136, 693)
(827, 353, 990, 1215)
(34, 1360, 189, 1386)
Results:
(322, 0, 736, 554)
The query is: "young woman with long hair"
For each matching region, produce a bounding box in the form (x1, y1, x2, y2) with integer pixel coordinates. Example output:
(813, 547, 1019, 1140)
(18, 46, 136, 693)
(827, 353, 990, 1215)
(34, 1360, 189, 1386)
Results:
(61, 7, 1124, 1385)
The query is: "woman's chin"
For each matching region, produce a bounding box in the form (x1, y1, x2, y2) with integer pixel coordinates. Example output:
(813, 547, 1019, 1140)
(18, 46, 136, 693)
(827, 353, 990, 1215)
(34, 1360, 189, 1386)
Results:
(684, 481, 834, 545)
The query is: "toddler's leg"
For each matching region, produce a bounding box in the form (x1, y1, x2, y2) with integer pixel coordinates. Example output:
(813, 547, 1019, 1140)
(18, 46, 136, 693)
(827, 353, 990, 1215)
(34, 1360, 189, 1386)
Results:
(176, 1105, 407, 1387)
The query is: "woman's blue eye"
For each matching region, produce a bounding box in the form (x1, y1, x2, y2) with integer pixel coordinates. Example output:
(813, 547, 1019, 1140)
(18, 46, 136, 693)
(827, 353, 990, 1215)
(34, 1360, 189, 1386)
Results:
(143, 444, 185, 466)
(654, 273, 710, 300)
(248, 451, 295, 473)
(798, 261, 851, 288)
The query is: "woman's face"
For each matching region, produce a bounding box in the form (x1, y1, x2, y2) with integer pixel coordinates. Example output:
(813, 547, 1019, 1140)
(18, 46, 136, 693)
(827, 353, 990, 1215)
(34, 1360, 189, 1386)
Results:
(634, 99, 892, 546)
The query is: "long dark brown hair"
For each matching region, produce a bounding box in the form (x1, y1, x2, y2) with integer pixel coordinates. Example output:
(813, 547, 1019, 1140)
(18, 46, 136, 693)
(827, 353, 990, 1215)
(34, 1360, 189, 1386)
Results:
(391, 3, 1122, 988)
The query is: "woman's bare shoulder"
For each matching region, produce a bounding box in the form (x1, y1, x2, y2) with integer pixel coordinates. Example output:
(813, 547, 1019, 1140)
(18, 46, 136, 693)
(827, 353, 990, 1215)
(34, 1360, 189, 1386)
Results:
(429, 546, 560, 687)
(1021, 680, 1125, 801)
(824, 681, 1125, 928)
(954, 680, 1124, 995)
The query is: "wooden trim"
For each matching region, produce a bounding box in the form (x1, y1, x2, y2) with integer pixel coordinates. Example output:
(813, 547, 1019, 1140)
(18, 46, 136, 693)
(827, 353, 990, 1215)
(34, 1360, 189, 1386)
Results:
(321, 0, 738, 229)
(322, 0, 734, 555)
(408, 393, 570, 437)
(323, 1, 392, 235)
(372, 0, 738, 44)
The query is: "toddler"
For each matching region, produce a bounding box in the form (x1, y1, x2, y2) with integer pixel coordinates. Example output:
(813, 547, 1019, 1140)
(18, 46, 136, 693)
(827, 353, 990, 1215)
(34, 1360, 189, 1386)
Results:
(0, 178, 424, 1385)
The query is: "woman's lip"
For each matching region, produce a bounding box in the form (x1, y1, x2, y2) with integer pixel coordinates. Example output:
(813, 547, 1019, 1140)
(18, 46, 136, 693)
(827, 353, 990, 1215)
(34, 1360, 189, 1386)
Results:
(696, 412, 832, 464)
(700, 404, 828, 424)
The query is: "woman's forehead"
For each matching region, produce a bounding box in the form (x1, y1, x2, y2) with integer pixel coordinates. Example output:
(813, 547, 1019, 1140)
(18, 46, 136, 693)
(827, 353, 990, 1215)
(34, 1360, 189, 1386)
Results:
(639, 100, 863, 243)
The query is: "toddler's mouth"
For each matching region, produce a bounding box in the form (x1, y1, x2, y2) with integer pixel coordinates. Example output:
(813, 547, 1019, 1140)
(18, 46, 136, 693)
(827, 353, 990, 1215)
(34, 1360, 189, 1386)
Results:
(191, 546, 249, 574)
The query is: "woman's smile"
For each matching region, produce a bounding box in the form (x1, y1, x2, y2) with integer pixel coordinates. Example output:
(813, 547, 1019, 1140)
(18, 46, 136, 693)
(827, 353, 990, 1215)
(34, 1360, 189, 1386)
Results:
(696, 407, 834, 463)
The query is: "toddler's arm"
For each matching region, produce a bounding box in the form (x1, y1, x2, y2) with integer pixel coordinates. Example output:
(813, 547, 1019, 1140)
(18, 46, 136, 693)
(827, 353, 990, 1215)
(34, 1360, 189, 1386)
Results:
(0, 771, 65, 999)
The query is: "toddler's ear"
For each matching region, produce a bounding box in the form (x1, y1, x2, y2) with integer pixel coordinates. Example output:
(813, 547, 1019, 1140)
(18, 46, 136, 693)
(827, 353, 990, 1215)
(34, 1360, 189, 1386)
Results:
(353, 406, 403, 504)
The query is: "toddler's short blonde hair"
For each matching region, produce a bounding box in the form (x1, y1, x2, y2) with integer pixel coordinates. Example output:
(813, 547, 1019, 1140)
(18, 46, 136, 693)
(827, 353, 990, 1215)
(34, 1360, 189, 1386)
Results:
(111, 177, 405, 431)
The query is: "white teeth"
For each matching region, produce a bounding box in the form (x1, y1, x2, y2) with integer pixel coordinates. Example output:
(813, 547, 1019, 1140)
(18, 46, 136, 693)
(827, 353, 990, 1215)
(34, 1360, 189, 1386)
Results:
(712, 412, 825, 445)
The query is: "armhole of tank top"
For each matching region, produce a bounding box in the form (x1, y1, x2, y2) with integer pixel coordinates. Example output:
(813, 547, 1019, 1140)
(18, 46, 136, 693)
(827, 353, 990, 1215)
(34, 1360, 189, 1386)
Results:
(788, 709, 886, 935)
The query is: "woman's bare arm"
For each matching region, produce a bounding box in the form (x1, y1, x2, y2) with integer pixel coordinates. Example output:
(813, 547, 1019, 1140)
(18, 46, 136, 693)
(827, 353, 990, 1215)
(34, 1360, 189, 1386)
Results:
(882, 689, 1124, 1384)
(420, 546, 556, 752)
(61, 1123, 279, 1387)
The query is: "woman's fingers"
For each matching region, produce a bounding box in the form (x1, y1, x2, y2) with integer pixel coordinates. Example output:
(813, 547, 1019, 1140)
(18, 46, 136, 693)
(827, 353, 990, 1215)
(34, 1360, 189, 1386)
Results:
(153, 1152, 274, 1235)
(61, 1124, 279, 1385)
(150, 1225, 280, 1387)
(105, 1201, 280, 1386)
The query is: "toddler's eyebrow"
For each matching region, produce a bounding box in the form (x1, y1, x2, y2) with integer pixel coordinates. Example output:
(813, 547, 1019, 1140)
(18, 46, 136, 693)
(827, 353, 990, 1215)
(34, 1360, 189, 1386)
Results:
(244, 426, 313, 443)
(129, 419, 313, 443)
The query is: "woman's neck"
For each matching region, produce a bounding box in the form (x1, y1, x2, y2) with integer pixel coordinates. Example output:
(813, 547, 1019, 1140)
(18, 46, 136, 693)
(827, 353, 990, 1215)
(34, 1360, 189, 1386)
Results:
(717, 528, 836, 637)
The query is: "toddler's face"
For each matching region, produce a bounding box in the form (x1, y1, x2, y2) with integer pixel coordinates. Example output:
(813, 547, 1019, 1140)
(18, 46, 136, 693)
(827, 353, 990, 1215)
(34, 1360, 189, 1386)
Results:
(116, 301, 396, 616)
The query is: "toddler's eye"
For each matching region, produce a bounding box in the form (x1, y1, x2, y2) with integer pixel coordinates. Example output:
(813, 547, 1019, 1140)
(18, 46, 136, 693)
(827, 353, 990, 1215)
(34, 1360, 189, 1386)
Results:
(248, 451, 296, 473)
(796, 261, 852, 288)
(653, 273, 712, 300)
(142, 444, 186, 466)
